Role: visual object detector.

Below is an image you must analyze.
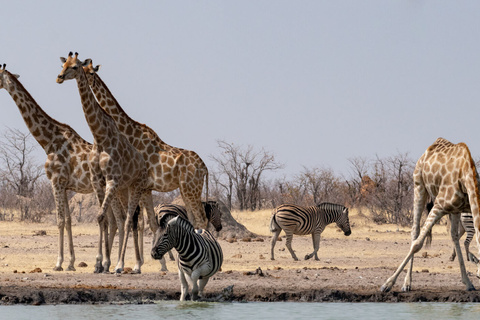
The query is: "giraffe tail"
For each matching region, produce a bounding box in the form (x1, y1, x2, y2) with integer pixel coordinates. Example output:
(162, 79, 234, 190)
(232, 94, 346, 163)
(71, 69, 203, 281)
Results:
(204, 169, 209, 202)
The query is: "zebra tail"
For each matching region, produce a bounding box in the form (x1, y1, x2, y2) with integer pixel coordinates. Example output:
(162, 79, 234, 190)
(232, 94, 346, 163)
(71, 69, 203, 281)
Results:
(269, 213, 280, 233)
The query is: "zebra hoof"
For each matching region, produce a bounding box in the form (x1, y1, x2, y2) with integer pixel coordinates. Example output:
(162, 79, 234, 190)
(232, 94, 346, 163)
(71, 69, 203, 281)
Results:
(67, 266, 76, 271)
(304, 255, 311, 260)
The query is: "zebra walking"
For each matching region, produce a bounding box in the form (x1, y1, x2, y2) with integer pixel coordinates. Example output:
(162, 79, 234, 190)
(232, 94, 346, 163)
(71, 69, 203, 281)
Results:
(154, 202, 223, 271)
(151, 215, 223, 301)
(270, 202, 351, 261)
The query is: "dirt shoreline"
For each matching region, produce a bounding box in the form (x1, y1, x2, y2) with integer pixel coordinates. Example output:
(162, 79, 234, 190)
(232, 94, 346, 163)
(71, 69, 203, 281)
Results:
(2, 219, 480, 305)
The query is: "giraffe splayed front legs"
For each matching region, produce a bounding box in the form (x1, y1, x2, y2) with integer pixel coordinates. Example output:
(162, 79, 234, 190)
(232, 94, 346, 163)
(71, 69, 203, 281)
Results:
(381, 138, 480, 292)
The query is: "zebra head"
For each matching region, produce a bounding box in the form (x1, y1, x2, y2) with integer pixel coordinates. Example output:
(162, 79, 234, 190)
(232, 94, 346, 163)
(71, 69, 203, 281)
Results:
(151, 213, 178, 260)
(336, 207, 352, 236)
(204, 201, 223, 232)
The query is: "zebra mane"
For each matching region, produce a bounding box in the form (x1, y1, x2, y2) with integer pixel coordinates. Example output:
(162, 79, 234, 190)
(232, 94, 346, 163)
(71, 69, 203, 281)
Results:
(158, 212, 178, 230)
(316, 202, 348, 213)
(169, 216, 195, 233)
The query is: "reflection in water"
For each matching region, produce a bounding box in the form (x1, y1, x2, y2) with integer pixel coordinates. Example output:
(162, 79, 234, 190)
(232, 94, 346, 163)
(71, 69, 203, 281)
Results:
(1, 302, 480, 320)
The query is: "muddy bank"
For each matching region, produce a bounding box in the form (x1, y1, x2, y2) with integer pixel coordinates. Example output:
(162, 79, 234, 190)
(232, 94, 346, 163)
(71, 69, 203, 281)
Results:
(2, 286, 480, 305)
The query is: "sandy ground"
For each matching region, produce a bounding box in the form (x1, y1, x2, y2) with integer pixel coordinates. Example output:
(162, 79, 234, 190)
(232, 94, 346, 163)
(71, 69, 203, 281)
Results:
(1, 211, 480, 304)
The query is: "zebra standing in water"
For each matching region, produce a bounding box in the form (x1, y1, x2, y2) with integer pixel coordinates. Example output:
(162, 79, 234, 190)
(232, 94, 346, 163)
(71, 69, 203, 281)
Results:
(154, 202, 223, 271)
(270, 202, 351, 261)
(151, 215, 223, 301)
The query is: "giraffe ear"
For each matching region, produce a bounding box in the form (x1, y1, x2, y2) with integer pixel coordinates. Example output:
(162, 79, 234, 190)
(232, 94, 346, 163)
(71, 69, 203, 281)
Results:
(60, 57, 67, 63)
(82, 59, 92, 67)
(13, 74, 20, 79)
(94, 65, 102, 72)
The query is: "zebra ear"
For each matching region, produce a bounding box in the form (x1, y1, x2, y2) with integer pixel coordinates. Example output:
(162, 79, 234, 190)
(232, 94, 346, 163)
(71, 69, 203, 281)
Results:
(158, 213, 174, 230)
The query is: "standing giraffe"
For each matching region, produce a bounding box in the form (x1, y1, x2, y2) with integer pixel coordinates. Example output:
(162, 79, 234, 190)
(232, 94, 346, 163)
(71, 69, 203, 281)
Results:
(83, 61, 209, 229)
(381, 138, 480, 292)
(56, 52, 149, 274)
(0, 63, 124, 272)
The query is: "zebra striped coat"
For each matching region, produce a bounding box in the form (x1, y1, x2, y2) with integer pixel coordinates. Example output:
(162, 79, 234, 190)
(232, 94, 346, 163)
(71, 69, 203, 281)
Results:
(270, 202, 351, 261)
(154, 202, 223, 271)
(151, 216, 223, 301)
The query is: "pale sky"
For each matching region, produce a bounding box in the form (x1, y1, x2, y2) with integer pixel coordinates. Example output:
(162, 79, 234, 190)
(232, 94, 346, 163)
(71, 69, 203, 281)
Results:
(1, 1, 480, 178)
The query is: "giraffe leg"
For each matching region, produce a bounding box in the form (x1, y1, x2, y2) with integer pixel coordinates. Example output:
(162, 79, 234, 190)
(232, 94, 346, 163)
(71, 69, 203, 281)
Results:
(181, 172, 208, 229)
(382, 206, 444, 292)
(111, 196, 125, 263)
(450, 214, 475, 290)
(52, 186, 66, 271)
(284, 232, 299, 261)
(400, 179, 427, 292)
(95, 180, 117, 274)
(450, 220, 465, 262)
(60, 189, 76, 271)
(270, 229, 281, 260)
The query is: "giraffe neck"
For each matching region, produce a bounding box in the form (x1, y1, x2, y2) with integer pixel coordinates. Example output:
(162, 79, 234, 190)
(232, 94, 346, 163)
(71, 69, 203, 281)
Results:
(3, 71, 74, 152)
(76, 69, 118, 146)
(89, 73, 168, 151)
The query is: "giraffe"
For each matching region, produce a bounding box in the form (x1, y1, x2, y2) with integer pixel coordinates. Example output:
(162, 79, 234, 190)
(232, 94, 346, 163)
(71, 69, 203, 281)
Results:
(56, 52, 149, 274)
(381, 138, 480, 292)
(83, 61, 209, 230)
(0, 63, 124, 272)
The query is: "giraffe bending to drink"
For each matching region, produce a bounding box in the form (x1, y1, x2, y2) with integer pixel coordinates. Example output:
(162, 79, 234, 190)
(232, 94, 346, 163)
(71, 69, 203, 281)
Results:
(0, 63, 124, 272)
(381, 138, 480, 292)
(57, 52, 149, 274)
(83, 61, 209, 230)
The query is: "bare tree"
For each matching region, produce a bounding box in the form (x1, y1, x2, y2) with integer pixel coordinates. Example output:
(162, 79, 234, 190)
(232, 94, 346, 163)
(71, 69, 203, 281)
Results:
(298, 166, 342, 205)
(0, 128, 45, 220)
(368, 153, 415, 226)
(345, 157, 371, 207)
(210, 140, 284, 211)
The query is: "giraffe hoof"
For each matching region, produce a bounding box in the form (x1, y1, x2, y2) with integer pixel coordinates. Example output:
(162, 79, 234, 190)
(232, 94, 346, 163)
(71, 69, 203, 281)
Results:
(67, 266, 76, 271)
(131, 269, 141, 275)
(53, 266, 63, 272)
(304, 255, 311, 260)
(380, 284, 392, 293)
(401, 285, 411, 292)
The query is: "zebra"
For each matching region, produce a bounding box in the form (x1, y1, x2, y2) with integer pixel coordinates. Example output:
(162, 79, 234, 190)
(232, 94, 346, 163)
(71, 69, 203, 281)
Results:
(426, 201, 479, 264)
(154, 201, 223, 271)
(151, 215, 223, 301)
(269, 202, 351, 261)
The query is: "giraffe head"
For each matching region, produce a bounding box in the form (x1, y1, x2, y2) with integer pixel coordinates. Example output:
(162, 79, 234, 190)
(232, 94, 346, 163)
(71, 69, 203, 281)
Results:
(83, 60, 101, 87)
(56, 52, 89, 84)
(0, 64, 20, 90)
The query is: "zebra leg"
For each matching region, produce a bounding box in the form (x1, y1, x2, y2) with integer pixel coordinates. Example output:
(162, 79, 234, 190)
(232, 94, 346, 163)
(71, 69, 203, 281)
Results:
(178, 268, 189, 301)
(160, 256, 168, 272)
(305, 232, 321, 260)
(168, 250, 175, 261)
(198, 277, 209, 300)
(284, 232, 299, 261)
(270, 229, 281, 260)
(450, 214, 475, 290)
